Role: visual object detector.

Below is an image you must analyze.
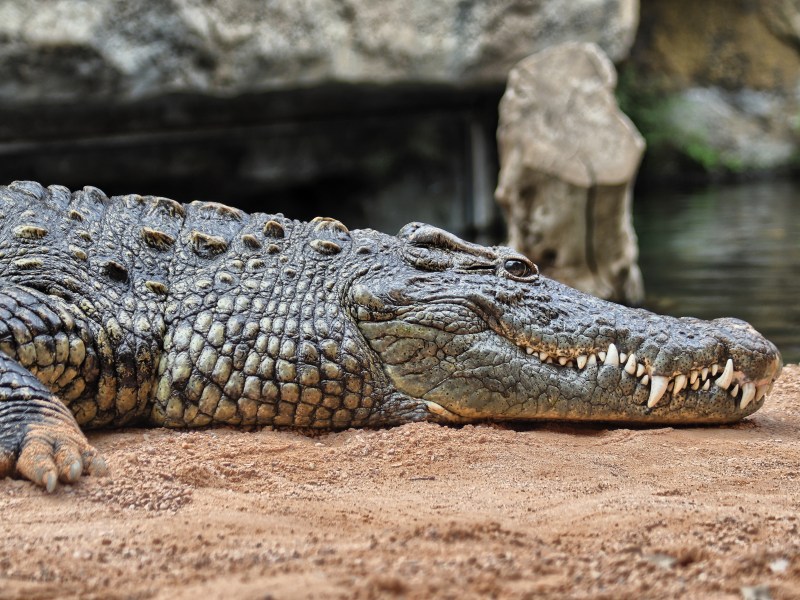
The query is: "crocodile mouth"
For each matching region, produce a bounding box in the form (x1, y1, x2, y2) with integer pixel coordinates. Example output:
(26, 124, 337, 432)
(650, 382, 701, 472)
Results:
(513, 341, 782, 411)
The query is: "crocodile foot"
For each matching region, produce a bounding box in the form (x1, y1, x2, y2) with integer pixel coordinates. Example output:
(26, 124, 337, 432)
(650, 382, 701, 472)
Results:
(0, 416, 107, 492)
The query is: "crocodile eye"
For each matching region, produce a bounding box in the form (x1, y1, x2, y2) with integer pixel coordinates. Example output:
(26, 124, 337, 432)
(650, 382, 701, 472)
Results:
(503, 258, 538, 281)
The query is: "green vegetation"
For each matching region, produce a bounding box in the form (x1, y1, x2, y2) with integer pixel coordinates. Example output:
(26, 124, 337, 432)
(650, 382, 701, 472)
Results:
(615, 68, 676, 150)
(684, 139, 745, 173)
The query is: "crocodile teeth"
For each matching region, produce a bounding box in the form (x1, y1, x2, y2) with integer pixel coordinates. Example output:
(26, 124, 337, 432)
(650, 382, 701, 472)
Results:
(731, 384, 739, 397)
(640, 374, 649, 386)
(673, 374, 687, 395)
(711, 364, 719, 376)
(691, 378, 700, 391)
(755, 384, 769, 403)
(604, 344, 619, 367)
(647, 376, 670, 408)
(702, 379, 710, 391)
(523, 347, 703, 376)
(715, 358, 734, 390)
(740, 382, 756, 409)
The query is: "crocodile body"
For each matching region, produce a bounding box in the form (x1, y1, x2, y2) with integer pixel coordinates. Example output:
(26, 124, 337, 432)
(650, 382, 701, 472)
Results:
(0, 181, 783, 490)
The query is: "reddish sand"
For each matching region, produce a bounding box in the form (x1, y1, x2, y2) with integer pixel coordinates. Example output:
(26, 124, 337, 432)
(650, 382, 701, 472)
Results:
(1, 365, 798, 599)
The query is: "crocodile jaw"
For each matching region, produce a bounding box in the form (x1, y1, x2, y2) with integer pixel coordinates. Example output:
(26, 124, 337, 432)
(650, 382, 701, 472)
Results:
(355, 279, 783, 425)
(368, 323, 782, 425)
(501, 339, 781, 424)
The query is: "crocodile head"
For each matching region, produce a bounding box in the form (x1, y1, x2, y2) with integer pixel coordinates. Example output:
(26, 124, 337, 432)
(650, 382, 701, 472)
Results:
(350, 223, 783, 424)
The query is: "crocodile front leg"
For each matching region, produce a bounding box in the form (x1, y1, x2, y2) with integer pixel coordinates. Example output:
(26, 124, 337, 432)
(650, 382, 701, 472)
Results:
(0, 287, 107, 490)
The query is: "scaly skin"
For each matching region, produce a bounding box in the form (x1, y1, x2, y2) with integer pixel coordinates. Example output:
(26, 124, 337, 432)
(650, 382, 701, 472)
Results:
(0, 181, 783, 491)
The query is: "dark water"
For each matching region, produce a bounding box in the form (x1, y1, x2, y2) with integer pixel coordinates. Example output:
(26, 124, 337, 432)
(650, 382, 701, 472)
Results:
(634, 180, 800, 364)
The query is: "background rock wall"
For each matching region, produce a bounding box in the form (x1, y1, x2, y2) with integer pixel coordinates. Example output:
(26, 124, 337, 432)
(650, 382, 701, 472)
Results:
(0, 0, 638, 99)
(0, 0, 638, 238)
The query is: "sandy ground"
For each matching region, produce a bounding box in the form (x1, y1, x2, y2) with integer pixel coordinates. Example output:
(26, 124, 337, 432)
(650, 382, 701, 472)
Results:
(1, 366, 798, 600)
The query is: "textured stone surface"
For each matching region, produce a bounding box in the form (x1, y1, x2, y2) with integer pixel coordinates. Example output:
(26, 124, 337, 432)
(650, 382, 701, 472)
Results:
(0, 0, 638, 102)
(623, 0, 800, 177)
(496, 43, 645, 304)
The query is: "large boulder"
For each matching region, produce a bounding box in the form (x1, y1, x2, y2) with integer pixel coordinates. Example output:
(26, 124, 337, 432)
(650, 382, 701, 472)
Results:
(496, 42, 645, 304)
(0, 0, 639, 102)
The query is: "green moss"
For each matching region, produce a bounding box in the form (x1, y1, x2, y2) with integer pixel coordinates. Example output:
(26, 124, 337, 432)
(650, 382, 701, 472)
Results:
(683, 139, 720, 170)
(682, 138, 745, 173)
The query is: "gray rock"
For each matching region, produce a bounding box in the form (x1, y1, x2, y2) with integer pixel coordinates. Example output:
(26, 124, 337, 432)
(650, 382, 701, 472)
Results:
(664, 87, 798, 172)
(0, 0, 639, 102)
(496, 42, 644, 304)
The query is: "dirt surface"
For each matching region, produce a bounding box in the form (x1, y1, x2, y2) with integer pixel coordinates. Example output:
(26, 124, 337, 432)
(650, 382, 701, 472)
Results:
(1, 366, 799, 600)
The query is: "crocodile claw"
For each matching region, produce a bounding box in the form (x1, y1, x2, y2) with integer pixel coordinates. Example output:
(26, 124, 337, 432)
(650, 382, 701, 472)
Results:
(7, 421, 106, 492)
(88, 455, 109, 477)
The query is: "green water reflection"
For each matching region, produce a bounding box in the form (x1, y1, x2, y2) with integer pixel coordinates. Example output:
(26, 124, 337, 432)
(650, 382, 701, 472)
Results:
(634, 180, 800, 364)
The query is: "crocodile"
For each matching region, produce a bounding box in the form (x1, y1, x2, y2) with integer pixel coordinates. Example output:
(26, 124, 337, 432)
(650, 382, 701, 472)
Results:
(0, 181, 783, 491)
